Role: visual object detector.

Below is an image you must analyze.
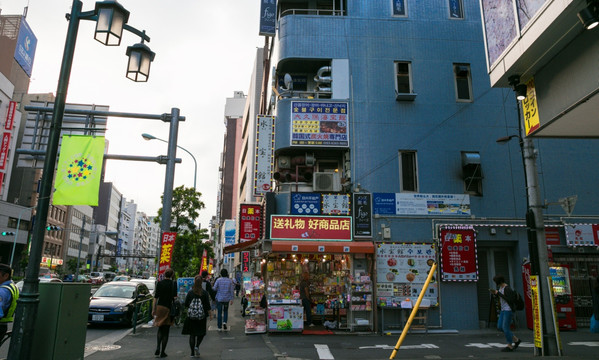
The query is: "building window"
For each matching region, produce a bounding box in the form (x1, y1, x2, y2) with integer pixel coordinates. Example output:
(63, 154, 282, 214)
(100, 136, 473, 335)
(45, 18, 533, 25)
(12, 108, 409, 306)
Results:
(449, 0, 463, 19)
(462, 152, 482, 195)
(454, 63, 472, 102)
(395, 61, 412, 94)
(392, 0, 407, 17)
(399, 151, 418, 192)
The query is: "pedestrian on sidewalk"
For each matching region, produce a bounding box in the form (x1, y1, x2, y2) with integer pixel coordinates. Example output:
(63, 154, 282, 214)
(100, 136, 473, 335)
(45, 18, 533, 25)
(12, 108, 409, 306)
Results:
(201, 270, 216, 320)
(0, 264, 19, 341)
(490, 274, 521, 352)
(153, 268, 177, 358)
(300, 272, 315, 327)
(213, 268, 235, 331)
(182, 275, 211, 357)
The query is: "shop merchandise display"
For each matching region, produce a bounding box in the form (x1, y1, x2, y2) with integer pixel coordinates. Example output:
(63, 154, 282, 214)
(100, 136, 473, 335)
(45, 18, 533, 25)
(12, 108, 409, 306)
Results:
(244, 277, 266, 334)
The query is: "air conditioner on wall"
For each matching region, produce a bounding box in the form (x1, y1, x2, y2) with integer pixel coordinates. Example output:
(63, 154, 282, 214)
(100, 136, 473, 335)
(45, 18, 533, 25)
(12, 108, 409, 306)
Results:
(313, 172, 342, 192)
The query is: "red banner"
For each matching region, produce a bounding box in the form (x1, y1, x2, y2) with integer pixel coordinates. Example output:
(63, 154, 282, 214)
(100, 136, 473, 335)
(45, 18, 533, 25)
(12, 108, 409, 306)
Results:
(158, 232, 177, 278)
(0, 132, 10, 170)
(270, 215, 352, 241)
(239, 204, 262, 241)
(5, 101, 16, 130)
(241, 251, 250, 272)
(200, 249, 208, 273)
(439, 227, 478, 281)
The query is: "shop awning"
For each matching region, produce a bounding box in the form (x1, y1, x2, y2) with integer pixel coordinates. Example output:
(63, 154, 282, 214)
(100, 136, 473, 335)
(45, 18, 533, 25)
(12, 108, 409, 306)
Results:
(271, 241, 374, 254)
(223, 239, 260, 254)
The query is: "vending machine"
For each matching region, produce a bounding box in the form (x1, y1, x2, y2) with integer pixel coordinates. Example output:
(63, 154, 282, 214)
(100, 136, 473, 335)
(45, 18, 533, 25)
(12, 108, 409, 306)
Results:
(549, 265, 577, 330)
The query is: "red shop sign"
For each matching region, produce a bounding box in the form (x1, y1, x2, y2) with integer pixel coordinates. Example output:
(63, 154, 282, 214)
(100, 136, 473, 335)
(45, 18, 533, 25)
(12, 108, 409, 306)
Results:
(439, 228, 478, 282)
(270, 215, 352, 241)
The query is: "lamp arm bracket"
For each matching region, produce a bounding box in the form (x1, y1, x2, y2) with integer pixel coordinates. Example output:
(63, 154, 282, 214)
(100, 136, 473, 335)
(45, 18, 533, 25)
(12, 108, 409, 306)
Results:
(123, 24, 151, 43)
(66, 11, 97, 22)
(160, 114, 187, 123)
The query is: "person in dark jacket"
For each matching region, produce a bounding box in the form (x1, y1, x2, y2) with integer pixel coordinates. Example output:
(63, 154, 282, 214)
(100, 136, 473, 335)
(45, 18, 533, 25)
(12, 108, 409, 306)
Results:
(490, 275, 521, 352)
(153, 268, 177, 358)
(182, 275, 211, 357)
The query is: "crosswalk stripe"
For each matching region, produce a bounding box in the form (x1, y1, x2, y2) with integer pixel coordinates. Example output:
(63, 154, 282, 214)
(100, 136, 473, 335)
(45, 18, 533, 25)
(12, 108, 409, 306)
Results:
(315, 344, 335, 359)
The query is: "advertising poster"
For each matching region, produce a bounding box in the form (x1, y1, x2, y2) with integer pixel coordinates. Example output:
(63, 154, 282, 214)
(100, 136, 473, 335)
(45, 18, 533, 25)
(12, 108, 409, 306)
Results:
(372, 193, 470, 216)
(224, 219, 236, 246)
(439, 227, 478, 281)
(291, 101, 349, 147)
(523, 78, 540, 135)
(159, 232, 177, 278)
(291, 192, 321, 215)
(270, 215, 352, 241)
(254, 115, 275, 196)
(530, 275, 543, 349)
(259, 0, 276, 36)
(177, 277, 195, 298)
(322, 194, 350, 215)
(565, 224, 599, 246)
(375, 243, 438, 305)
(352, 193, 372, 238)
(239, 203, 262, 241)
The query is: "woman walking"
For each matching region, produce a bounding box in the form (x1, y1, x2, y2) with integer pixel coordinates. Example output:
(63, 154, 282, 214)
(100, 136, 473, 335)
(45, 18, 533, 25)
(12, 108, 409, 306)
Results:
(153, 268, 177, 358)
(182, 275, 211, 357)
(213, 268, 235, 331)
(490, 274, 521, 352)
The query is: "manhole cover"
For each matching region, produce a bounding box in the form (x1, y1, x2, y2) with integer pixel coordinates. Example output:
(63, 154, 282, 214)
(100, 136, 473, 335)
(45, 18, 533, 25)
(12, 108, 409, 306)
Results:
(85, 345, 121, 352)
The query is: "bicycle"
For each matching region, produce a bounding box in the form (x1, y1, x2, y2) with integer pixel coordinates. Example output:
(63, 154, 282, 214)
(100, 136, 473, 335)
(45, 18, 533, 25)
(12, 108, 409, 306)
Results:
(0, 330, 11, 348)
(173, 299, 186, 326)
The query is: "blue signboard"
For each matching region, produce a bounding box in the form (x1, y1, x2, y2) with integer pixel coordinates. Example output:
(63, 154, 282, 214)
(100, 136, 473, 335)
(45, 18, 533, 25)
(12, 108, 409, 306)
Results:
(117, 238, 122, 256)
(14, 17, 37, 77)
(373, 193, 396, 215)
(177, 277, 194, 298)
(259, 0, 276, 36)
(291, 192, 321, 215)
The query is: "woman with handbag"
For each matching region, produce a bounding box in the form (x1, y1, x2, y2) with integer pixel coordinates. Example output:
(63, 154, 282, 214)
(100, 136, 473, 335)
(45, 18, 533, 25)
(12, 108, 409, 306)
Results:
(153, 268, 177, 358)
(182, 275, 211, 357)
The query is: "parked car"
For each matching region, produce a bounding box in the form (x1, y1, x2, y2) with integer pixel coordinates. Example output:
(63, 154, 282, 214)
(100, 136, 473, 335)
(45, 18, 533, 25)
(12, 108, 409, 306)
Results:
(104, 272, 116, 282)
(130, 278, 157, 295)
(90, 275, 105, 285)
(113, 275, 131, 282)
(88, 281, 153, 327)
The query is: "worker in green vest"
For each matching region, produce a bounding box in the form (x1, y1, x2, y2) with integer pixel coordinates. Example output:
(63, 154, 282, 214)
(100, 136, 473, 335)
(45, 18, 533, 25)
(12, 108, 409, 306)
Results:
(0, 263, 19, 341)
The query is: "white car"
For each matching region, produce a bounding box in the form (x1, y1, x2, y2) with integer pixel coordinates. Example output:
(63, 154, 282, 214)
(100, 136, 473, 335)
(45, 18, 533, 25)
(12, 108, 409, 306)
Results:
(130, 278, 156, 295)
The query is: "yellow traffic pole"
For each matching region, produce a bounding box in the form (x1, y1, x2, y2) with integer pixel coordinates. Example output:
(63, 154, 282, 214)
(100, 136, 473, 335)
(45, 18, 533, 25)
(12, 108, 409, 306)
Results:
(389, 262, 437, 359)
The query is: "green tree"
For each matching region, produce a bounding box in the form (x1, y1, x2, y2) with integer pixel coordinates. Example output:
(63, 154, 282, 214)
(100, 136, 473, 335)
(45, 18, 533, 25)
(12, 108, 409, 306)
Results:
(154, 186, 212, 277)
(66, 258, 78, 274)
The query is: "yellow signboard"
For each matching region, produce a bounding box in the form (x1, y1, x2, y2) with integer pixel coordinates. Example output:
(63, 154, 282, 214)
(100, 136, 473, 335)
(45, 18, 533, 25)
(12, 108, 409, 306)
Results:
(522, 78, 540, 136)
(530, 275, 543, 349)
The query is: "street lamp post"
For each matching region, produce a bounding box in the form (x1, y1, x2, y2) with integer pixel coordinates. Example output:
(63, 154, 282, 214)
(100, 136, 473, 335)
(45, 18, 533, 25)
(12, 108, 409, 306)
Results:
(8, 1, 154, 359)
(9, 206, 35, 269)
(142, 133, 197, 189)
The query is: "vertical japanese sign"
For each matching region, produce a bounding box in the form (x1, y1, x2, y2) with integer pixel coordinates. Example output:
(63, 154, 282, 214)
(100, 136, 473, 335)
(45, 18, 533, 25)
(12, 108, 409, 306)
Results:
(254, 115, 275, 196)
(439, 227, 478, 281)
(259, 0, 276, 36)
(201, 249, 208, 272)
(5, 101, 16, 130)
(523, 77, 540, 135)
(159, 232, 177, 278)
(353, 193, 372, 238)
(208, 258, 214, 274)
(291, 101, 349, 147)
(0, 132, 11, 170)
(239, 204, 262, 241)
(530, 275, 543, 349)
(241, 251, 251, 273)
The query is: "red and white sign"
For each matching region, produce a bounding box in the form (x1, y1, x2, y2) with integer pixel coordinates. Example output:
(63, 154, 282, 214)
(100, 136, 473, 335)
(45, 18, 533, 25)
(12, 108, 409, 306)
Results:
(270, 215, 352, 241)
(200, 249, 208, 272)
(241, 251, 250, 273)
(565, 224, 599, 246)
(439, 227, 478, 281)
(545, 227, 561, 246)
(5, 101, 16, 130)
(239, 204, 262, 241)
(158, 232, 177, 278)
(0, 172, 4, 193)
(0, 132, 10, 170)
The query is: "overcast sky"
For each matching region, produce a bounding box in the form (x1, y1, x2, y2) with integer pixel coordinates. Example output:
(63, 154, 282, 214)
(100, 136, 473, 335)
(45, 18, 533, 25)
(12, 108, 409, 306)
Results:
(1, 0, 263, 229)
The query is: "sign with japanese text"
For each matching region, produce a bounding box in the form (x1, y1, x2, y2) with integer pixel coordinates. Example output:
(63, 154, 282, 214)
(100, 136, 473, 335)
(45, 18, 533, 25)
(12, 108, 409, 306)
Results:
(270, 215, 352, 241)
(545, 227, 561, 246)
(291, 192, 321, 215)
(239, 203, 262, 241)
(530, 275, 543, 349)
(373, 193, 470, 216)
(254, 115, 275, 196)
(201, 249, 208, 272)
(565, 224, 599, 246)
(242, 251, 250, 273)
(259, 0, 276, 36)
(439, 227, 478, 281)
(5, 101, 16, 130)
(158, 232, 177, 278)
(523, 77, 540, 135)
(14, 17, 37, 77)
(353, 193, 372, 238)
(0, 132, 11, 170)
(291, 101, 349, 147)
(322, 194, 350, 215)
(376, 243, 438, 305)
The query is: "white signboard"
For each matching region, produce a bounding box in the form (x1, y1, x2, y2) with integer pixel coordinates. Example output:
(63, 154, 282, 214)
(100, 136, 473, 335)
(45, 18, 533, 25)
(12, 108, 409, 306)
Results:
(565, 224, 599, 246)
(322, 194, 350, 215)
(253, 115, 275, 196)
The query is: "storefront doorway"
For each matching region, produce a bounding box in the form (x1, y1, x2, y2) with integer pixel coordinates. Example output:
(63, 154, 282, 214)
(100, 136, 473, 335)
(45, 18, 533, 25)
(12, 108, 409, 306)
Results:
(476, 247, 515, 328)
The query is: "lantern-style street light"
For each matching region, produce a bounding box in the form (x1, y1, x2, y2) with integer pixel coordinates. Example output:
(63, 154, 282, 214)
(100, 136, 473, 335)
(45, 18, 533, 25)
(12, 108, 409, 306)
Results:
(8, 1, 154, 359)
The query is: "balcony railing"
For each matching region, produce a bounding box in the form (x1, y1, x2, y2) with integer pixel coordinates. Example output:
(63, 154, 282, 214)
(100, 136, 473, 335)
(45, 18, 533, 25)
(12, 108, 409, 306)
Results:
(280, 8, 346, 18)
(277, 89, 332, 100)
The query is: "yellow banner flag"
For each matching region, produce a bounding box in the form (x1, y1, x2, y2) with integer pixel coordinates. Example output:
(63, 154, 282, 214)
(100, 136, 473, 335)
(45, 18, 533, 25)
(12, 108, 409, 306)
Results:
(53, 135, 105, 206)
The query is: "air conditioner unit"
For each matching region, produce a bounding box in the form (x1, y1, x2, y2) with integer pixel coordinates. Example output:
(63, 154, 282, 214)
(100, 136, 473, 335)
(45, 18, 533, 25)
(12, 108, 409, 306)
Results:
(313, 172, 342, 192)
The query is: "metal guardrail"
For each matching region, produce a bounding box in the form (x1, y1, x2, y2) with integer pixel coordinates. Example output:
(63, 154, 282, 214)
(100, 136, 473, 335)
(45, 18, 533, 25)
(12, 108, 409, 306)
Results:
(132, 297, 154, 334)
(280, 8, 345, 17)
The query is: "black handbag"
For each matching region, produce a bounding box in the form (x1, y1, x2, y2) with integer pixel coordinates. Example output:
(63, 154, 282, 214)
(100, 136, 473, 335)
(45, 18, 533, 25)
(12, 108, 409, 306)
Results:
(170, 300, 181, 317)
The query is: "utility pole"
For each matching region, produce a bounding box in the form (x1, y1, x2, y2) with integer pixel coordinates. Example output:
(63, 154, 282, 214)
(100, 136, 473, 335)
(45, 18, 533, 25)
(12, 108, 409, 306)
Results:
(75, 216, 86, 279)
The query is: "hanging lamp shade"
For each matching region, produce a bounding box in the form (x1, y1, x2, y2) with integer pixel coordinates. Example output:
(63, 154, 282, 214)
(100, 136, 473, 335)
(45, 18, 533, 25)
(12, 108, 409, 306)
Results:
(125, 42, 156, 82)
(94, 0, 130, 46)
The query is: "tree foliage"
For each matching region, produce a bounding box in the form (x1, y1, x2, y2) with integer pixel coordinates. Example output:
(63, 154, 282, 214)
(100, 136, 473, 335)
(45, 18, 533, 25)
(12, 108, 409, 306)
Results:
(154, 186, 212, 277)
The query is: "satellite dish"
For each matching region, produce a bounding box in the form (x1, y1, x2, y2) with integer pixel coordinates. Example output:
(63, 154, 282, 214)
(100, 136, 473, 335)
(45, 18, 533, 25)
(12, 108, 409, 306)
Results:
(284, 73, 293, 90)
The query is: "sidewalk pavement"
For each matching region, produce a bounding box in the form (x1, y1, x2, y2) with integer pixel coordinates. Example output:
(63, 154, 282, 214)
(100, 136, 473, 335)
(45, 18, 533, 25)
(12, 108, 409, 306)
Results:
(85, 299, 599, 360)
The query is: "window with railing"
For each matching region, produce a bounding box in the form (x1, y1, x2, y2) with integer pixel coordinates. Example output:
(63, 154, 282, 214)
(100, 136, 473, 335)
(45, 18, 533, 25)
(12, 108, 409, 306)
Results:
(279, 0, 347, 18)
